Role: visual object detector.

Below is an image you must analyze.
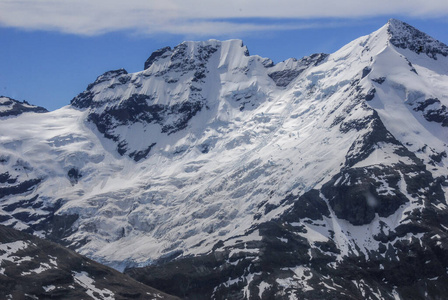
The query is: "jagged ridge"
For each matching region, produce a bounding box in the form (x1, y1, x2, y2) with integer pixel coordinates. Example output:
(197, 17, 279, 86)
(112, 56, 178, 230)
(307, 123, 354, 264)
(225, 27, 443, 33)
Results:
(0, 96, 48, 117)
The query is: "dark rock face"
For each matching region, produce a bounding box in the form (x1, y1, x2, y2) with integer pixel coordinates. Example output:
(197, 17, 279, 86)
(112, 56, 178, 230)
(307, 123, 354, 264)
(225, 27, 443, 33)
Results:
(323, 165, 407, 225)
(364, 88, 376, 101)
(0, 96, 48, 117)
(361, 66, 372, 78)
(342, 110, 415, 167)
(0, 172, 17, 184)
(329, 107, 442, 226)
(144, 46, 172, 70)
(372, 77, 386, 84)
(412, 98, 448, 127)
(430, 151, 447, 163)
(268, 69, 304, 87)
(388, 19, 448, 59)
(67, 168, 82, 185)
(88, 69, 129, 90)
(282, 189, 330, 222)
(151, 42, 219, 82)
(268, 53, 328, 87)
(1, 195, 78, 246)
(0, 153, 80, 245)
(70, 69, 129, 109)
(0, 225, 179, 300)
(87, 98, 204, 161)
(0, 178, 41, 199)
(70, 89, 96, 109)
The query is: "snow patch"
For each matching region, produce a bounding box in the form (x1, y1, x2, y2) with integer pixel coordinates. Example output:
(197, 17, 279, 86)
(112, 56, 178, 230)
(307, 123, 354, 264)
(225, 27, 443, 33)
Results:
(73, 271, 115, 300)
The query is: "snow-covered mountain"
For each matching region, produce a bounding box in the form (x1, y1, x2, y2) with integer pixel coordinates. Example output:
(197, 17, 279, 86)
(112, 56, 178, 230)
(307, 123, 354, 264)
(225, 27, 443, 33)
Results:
(1, 19, 447, 299)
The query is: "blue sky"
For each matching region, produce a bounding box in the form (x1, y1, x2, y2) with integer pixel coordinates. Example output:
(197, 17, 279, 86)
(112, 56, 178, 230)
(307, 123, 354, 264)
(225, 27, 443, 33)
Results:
(1, 1, 448, 111)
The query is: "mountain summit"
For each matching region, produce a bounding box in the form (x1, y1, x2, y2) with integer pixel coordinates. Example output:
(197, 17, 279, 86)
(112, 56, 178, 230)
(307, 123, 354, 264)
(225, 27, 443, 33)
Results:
(387, 18, 448, 59)
(1, 19, 448, 299)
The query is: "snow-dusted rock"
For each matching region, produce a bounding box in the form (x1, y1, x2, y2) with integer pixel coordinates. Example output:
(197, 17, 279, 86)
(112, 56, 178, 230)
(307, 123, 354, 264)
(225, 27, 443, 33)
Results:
(0, 96, 47, 117)
(0, 225, 178, 299)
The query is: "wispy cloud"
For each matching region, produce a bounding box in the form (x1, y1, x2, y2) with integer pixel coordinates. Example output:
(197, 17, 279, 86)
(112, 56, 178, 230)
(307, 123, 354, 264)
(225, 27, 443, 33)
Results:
(1, 0, 447, 36)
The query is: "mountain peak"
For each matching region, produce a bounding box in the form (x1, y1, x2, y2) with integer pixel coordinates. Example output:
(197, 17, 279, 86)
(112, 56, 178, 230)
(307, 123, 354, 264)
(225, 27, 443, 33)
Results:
(386, 18, 448, 59)
(143, 39, 250, 71)
(0, 96, 48, 117)
(144, 46, 172, 70)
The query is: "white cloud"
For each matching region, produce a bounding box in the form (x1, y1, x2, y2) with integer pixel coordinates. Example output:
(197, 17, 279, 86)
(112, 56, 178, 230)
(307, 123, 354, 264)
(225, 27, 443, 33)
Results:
(0, 0, 447, 36)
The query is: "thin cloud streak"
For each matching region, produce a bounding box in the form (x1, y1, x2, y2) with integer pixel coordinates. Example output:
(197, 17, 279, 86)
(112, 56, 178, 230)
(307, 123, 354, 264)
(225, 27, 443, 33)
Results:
(1, 0, 447, 36)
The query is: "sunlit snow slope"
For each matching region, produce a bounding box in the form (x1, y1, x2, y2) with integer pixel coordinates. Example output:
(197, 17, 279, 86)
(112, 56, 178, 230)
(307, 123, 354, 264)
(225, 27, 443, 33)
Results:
(1, 18, 448, 299)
